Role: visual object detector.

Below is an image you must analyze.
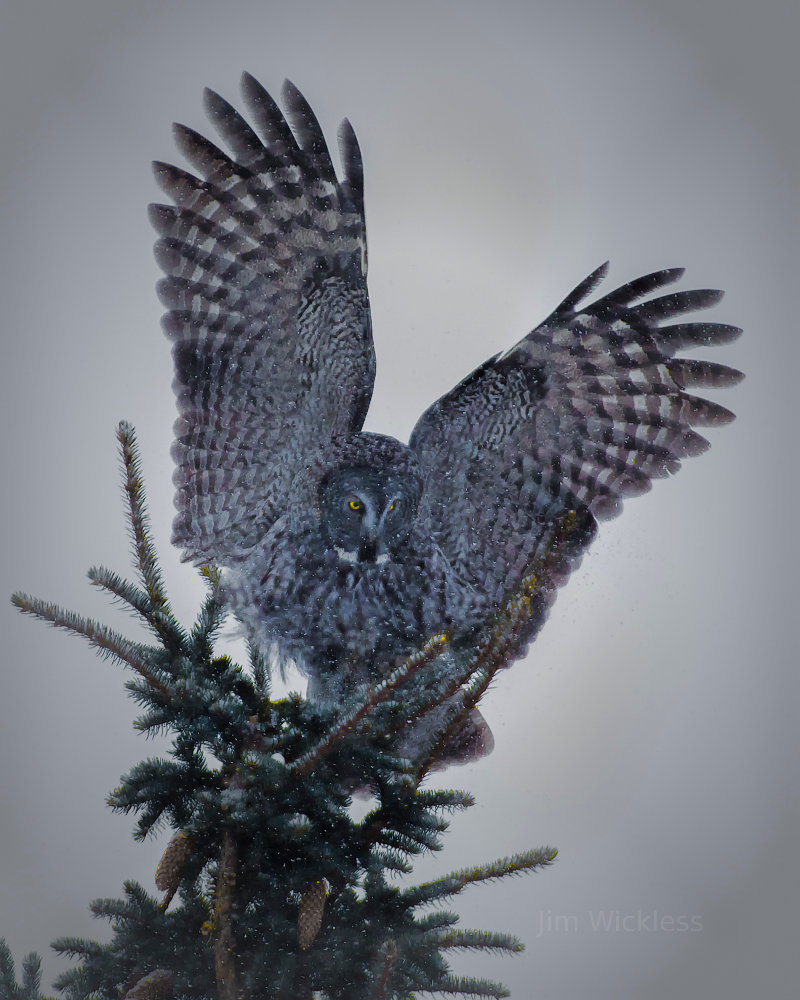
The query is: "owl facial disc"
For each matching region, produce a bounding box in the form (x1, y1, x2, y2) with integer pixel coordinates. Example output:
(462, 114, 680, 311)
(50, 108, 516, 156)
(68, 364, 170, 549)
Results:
(319, 465, 419, 565)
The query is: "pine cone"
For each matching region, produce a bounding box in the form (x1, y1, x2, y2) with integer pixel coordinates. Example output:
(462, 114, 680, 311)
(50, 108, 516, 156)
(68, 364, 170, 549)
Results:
(155, 832, 193, 892)
(124, 969, 173, 1000)
(297, 879, 328, 950)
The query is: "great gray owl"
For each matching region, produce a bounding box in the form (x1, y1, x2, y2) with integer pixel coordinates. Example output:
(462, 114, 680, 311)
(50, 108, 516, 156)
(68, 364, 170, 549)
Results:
(150, 74, 741, 745)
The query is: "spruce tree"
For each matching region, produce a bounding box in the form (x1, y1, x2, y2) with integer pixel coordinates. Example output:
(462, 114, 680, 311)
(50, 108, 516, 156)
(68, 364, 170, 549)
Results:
(7, 423, 584, 998)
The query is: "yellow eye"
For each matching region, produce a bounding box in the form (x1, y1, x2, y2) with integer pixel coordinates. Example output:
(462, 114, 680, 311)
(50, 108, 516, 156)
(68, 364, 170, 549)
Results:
(348, 499, 362, 512)
(388, 502, 395, 512)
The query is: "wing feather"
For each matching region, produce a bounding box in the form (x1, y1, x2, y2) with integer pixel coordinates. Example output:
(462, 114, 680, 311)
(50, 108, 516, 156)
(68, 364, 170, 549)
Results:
(151, 75, 374, 565)
(338, 118, 365, 216)
(410, 266, 742, 608)
(281, 79, 336, 165)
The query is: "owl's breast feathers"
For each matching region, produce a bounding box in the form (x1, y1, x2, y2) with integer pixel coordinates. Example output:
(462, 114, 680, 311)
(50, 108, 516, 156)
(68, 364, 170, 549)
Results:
(221, 513, 456, 685)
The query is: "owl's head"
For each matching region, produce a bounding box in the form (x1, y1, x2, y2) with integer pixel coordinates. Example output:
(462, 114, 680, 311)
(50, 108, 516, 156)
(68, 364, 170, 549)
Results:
(318, 464, 421, 565)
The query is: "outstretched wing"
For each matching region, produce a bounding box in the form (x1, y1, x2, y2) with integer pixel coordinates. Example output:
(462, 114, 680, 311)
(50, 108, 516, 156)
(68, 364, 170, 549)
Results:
(150, 74, 374, 564)
(410, 264, 743, 612)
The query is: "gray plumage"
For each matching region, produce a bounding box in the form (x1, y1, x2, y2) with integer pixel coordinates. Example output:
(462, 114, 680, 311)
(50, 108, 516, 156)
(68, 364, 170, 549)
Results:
(151, 75, 742, 748)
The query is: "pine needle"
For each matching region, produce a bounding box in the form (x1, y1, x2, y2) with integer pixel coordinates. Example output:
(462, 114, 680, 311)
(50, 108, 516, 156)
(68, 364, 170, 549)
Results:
(11, 592, 169, 695)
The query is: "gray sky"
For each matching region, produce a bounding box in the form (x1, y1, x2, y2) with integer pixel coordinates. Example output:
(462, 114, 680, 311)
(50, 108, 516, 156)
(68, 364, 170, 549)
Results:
(1, 0, 797, 996)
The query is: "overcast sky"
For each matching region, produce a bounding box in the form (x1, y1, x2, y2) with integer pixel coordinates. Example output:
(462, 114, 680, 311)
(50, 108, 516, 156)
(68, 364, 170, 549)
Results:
(1, 1, 797, 996)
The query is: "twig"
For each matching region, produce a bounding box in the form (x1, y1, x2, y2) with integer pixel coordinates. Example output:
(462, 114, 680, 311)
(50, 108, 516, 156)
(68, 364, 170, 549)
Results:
(117, 421, 169, 614)
(11, 593, 170, 696)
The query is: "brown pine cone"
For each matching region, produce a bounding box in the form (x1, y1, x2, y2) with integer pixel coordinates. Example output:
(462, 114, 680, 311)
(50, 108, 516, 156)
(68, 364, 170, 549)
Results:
(297, 879, 328, 950)
(124, 968, 173, 1000)
(155, 832, 193, 893)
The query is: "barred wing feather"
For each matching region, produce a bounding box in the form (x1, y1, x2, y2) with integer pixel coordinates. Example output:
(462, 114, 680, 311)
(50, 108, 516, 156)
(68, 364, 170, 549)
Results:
(410, 264, 743, 610)
(150, 75, 374, 564)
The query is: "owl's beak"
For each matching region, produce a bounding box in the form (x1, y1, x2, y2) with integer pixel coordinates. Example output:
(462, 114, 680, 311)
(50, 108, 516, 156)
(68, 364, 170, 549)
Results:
(358, 535, 379, 563)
